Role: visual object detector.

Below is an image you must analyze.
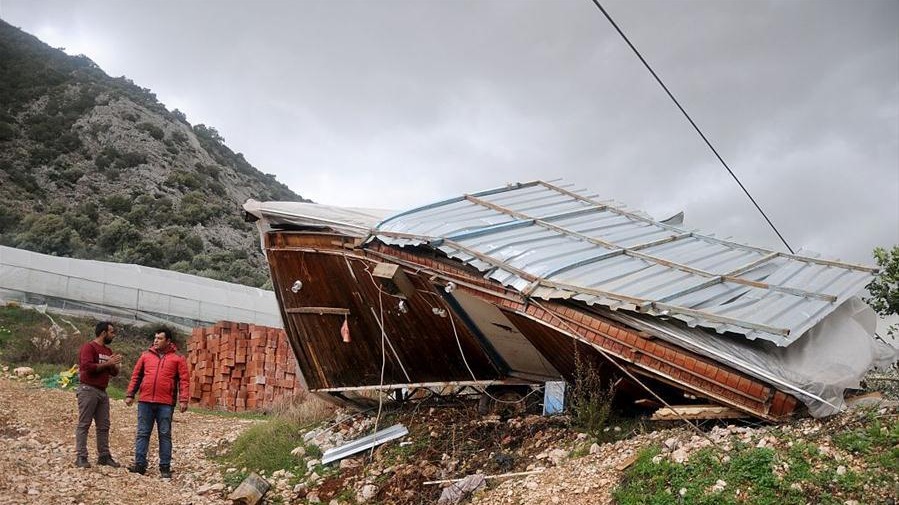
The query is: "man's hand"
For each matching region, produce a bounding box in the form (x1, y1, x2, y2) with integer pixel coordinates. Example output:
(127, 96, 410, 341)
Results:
(179, 403, 188, 413)
(124, 397, 134, 406)
(102, 354, 123, 371)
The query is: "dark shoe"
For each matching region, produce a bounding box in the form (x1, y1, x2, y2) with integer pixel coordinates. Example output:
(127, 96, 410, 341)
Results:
(75, 456, 91, 468)
(97, 455, 120, 468)
(159, 465, 172, 479)
(127, 463, 147, 475)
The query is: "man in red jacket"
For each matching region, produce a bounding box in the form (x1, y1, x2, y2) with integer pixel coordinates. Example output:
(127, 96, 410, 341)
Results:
(75, 321, 123, 468)
(124, 328, 189, 478)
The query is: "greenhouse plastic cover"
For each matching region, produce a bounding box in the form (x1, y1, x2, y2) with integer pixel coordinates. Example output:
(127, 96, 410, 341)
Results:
(608, 297, 899, 417)
(0, 245, 281, 330)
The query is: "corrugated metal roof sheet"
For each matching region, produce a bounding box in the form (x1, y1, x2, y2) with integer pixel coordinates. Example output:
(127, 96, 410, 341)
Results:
(371, 181, 876, 346)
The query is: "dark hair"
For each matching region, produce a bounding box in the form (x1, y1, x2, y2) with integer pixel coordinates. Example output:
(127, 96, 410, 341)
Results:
(95, 321, 112, 337)
(155, 327, 175, 343)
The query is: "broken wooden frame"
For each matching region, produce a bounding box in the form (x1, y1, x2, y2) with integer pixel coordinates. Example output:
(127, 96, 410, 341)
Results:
(262, 231, 798, 421)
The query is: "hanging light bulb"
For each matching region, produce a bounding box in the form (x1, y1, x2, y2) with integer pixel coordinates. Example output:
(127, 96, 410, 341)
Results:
(444, 282, 457, 293)
(398, 300, 408, 314)
(291, 280, 303, 293)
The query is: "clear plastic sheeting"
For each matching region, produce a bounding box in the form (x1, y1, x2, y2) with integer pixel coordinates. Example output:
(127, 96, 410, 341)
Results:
(609, 297, 899, 417)
(0, 245, 282, 330)
(243, 199, 390, 238)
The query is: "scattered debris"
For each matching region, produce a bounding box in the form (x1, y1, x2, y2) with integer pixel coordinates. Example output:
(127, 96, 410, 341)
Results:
(227, 472, 271, 505)
(436, 473, 487, 505)
(651, 405, 750, 421)
(425, 469, 546, 486)
(321, 423, 408, 464)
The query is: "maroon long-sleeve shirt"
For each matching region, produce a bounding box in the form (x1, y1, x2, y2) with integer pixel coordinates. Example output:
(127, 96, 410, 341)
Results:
(78, 341, 118, 390)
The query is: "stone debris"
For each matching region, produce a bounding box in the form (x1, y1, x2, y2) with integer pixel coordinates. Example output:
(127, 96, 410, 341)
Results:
(0, 376, 249, 505)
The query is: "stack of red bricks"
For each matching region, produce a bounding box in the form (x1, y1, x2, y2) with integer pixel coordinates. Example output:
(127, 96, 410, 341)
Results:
(187, 321, 302, 412)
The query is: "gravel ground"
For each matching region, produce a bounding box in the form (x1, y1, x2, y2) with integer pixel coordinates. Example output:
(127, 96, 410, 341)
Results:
(0, 377, 256, 505)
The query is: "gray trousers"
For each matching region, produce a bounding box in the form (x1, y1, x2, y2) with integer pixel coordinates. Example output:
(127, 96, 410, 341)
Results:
(75, 384, 111, 459)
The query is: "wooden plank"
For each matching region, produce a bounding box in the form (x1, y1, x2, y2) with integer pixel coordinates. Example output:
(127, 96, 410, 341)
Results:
(651, 404, 749, 421)
(285, 307, 350, 316)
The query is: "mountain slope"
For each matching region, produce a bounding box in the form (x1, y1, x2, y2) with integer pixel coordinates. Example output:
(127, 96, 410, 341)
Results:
(0, 19, 305, 287)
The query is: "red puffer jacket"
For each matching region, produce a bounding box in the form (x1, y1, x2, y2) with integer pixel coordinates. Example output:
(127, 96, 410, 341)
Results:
(126, 343, 189, 405)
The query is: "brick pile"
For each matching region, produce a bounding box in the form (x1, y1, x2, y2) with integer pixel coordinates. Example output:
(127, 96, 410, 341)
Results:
(187, 321, 303, 412)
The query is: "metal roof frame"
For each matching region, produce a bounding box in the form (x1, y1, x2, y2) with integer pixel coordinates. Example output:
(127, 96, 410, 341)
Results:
(370, 181, 876, 346)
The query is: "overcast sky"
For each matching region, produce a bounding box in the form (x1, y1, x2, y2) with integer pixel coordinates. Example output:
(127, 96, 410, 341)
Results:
(1, 0, 896, 265)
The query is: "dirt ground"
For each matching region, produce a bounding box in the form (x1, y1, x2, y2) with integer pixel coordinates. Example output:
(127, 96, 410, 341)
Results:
(0, 377, 254, 505)
(0, 373, 671, 505)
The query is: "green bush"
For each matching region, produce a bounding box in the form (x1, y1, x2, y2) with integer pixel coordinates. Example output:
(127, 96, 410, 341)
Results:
(0, 121, 16, 141)
(94, 146, 119, 170)
(14, 213, 78, 256)
(102, 194, 132, 213)
(115, 151, 146, 169)
(136, 121, 164, 140)
(0, 207, 22, 233)
(164, 170, 203, 191)
(97, 217, 141, 254)
(568, 350, 616, 440)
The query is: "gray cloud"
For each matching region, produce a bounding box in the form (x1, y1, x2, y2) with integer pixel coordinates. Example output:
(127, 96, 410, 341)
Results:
(1, 0, 895, 264)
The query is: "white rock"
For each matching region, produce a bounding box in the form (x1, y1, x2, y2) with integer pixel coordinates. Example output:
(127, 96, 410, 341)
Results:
(589, 443, 600, 455)
(14, 367, 33, 376)
(836, 465, 847, 476)
(291, 446, 306, 457)
(548, 449, 568, 466)
(358, 484, 378, 502)
(340, 458, 360, 470)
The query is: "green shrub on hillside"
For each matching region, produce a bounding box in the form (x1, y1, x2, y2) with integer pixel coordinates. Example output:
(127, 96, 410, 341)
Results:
(136, 121, 164, 140)
(14, 214, 79, 256)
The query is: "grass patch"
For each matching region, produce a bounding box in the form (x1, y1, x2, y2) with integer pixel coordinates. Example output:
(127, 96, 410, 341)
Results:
(614, 420, 896, 505)
(189, 407, 267, 420)
(219, 418, 312, 476)
(834, 414, 899, 474)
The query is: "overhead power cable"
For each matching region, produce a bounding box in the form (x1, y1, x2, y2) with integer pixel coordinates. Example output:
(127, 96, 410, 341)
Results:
(587, 0, 795, 254)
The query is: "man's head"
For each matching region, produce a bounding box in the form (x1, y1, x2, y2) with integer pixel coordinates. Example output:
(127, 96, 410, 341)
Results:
(95, 321, 116, 345)
(153, 328, 174, 351)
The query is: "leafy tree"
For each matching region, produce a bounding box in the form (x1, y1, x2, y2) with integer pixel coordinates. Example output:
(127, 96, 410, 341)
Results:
(97, 217, 141, 254)
(866, 245, 899, 336)
(0, 207, 22, 234)
(102, 194, 132, 214)
(14, 214, 78, 256)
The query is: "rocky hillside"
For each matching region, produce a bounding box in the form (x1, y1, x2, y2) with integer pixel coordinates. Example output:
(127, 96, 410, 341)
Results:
(0, 19, 305, 288)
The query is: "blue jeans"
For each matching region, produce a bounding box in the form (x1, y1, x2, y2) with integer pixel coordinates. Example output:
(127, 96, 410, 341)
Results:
(134, 402, 174, 467)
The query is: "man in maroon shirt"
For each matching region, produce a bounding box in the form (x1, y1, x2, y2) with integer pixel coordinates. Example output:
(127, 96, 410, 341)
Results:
(75, 321, 123, 468)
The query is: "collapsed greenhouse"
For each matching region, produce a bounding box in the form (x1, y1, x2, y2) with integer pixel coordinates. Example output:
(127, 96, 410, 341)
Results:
(244, 180, 898, 420)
